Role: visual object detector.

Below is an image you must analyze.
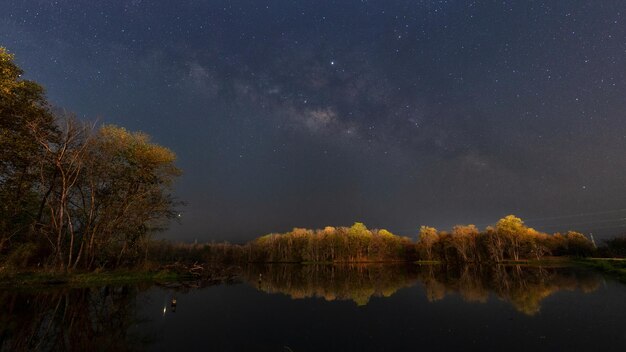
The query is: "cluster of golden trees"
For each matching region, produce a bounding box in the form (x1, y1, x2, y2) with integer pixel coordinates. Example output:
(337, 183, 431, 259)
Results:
(148, 223, 413, 265)
(239, 215, 595, 264)
(247, 223, 413, 263)
(1, 48, 181, 271)
(418, 215, 595, 263)
(154, 216, 596, 266)
(145, 223, 414, 265)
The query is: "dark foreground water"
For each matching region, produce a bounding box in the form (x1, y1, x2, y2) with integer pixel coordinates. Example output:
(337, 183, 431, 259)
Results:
(2, 264, 626, 351)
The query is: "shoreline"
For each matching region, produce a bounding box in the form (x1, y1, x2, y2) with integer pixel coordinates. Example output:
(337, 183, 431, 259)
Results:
(2, 257, 624, 288)
(574, 258, 626, 282)
(0, 270, 181, 289)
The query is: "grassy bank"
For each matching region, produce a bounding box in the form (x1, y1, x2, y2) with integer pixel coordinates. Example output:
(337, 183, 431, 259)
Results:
(0, 261, 243, 288)
(414, 257, 573, 266)
(3, 257, 625, 288)
(0, 269, 181, 288)
(575, 258, 626, 282)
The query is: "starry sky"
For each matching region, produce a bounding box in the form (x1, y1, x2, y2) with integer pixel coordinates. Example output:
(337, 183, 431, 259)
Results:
(3, 0, 626, 242)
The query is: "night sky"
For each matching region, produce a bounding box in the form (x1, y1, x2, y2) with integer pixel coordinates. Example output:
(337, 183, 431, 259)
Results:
(3, 1, 626, 242)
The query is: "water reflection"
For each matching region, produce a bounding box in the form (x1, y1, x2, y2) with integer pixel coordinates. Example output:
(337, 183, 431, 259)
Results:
(0, 285, 150, 351)
(418, 264, 600, 315)
(243, 264, 601, 314)
(244, 264, 417, 306)
(0, 264, 610, 351)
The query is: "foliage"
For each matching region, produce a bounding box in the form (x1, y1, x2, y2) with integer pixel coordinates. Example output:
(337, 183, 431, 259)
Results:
(75, 125, 181, 269)
(152, 216, 599, 266)
(600, 235, 626, 257)
(248, 223, 413, 263)
(0, 47, 57, 253)
(147, 240, 248, 265)
(416, 215, 596, 263)
(0, 48, 181, 271)
(418, 226, 438, 260)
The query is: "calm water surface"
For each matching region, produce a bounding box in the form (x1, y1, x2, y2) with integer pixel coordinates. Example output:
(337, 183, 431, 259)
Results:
(2, 264, 626, 351)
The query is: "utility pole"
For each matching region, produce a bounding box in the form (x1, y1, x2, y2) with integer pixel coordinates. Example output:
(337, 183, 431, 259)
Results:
(590, 233, 597, 249)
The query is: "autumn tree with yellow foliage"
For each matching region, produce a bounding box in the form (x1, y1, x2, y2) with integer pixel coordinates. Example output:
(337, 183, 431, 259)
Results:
(0, 48, 181, 271)
(416, 215, 595, 263)
(248, 222, 413, 263)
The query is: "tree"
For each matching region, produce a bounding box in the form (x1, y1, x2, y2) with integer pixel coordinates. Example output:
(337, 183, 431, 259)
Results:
(1, 48, 182, 271)
(603, 235, 626, 257)
(0, 47, 57, 253)
(450, 224, 479, 262)
(418, 226, 438, 260)
(484, 226, 505, 262)
(28, 121, 182, 270)
(526, 228, 550, 260)
(77, 125, 182, 269)
(565, 231, 594, 257)
(31, 117, 92, 269)
(496, 215, 526, 261)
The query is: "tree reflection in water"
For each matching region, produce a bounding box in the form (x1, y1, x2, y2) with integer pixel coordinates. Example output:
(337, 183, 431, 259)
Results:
(0, 264, 603, 350)
(0, 285, 151, 351)
(246, 263, 417, 306)
(243, 264, 600, 314)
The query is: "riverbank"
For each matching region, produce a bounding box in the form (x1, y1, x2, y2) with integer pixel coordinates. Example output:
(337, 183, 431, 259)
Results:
(0, 263, 242, 288)
(575, 258, 626, 282)
(415, 256, 574, 266)
(0, 270, 180, 288)
(2, 258, 625, 288)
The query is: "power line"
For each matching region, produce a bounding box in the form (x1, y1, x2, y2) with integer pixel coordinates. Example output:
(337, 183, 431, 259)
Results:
(570, 224, 626, 232)
(399, 207, 626, 233)
(528, 217, 626, 229)
(522, 208, 626, 223)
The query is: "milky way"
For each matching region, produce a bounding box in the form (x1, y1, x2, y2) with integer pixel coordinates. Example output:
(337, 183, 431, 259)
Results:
(3, 0, 626, 241)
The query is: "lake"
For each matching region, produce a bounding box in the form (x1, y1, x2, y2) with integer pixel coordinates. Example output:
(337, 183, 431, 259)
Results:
(2, 264, 626, 351)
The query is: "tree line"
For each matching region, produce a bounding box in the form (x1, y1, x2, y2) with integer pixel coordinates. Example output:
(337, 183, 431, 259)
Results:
(256, 216, 597, 262)
(150, 216, 603, 266)
(248, 223, 413, 262)
(147, 223, 414, 265)
(416, 215, 596, 263)
(1, 47, 181, 271)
